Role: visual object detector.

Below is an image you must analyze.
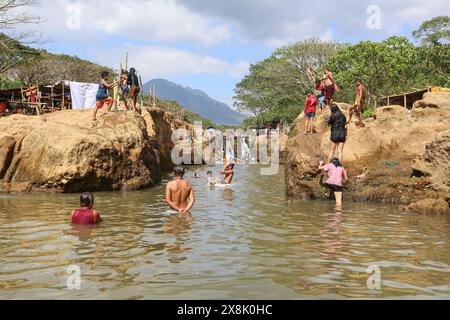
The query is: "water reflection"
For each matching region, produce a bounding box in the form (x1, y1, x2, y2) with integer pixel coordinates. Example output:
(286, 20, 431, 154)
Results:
(0, 165, 449, 299)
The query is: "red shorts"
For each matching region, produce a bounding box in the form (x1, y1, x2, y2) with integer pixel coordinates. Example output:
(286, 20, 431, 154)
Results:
(96, 97, 113, 109)
(130, 86, 140, 98)
(326, 85, 335, 100)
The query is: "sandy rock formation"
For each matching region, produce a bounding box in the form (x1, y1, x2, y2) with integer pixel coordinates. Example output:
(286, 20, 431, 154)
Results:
(0, 108, 184, 193)
(402, 198, 450, 215)
(285, 92, 450, 209)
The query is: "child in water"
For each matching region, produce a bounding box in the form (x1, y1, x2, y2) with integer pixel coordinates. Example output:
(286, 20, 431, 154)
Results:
(71, 192, 102, 225)
(207, 171, 219, 186)
(318, 158, 348, 208)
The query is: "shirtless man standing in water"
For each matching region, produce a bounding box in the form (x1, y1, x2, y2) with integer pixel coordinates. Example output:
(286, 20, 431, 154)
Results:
(165, 166, 196, 214)
(221, 162, 235, 185)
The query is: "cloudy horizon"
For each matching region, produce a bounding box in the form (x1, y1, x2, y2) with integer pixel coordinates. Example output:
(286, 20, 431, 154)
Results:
(11, 0, 450, 107)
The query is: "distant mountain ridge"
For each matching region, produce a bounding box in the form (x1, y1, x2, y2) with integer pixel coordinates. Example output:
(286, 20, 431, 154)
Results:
(142, 79, 247, 126)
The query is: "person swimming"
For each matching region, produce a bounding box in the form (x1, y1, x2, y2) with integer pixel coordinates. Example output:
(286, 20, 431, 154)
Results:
(71, 192, 102, 225)
(207, 171, 220, 186)
(165, 166, 196, 214)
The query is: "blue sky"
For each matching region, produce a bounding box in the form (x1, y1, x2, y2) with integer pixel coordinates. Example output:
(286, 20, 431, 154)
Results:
(16, 0, 450, 107)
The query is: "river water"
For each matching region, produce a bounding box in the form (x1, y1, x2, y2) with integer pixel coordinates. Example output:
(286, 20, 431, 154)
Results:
(0, 165, 449, 300)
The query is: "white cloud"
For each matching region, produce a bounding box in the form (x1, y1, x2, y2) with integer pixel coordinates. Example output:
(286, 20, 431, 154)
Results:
(28, 0, 231, 46)
(90, 45, 250, 80)
(177, 0, 449, 45)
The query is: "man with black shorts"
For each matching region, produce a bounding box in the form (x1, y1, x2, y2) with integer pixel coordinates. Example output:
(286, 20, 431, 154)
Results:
(128, 68, 141, 112)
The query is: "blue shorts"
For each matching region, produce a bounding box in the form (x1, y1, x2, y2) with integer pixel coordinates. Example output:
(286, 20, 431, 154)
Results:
(318, 96, 326, 105)
(305, 112, 315, 119)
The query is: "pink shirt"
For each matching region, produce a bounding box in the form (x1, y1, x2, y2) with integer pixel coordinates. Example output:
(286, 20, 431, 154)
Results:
(71, 208, 97, 225)
(323, 164, 347, 187)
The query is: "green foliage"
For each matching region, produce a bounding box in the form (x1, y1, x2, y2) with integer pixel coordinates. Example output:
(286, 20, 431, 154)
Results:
(363, 106, 375, 119)
(326, 36, 449, 101)
(235, 19, 450, 128)
(412, 16, 450, 46)
(154, 98, 216, 128)
(234, 39, 341, 127)
(0, 33, 114, 87)
(0, 76, 21, 89)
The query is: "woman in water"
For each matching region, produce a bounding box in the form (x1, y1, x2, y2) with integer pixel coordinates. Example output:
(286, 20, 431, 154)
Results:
(327, 104, 347, 164)
(71, 192, 102, 225)
(318, 159, 348, 208)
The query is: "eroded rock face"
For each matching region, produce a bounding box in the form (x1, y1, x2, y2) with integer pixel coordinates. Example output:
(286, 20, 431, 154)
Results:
(285, 92, 450, 209)
(0, 109, 180, 193)
(402, 198, 450, 215)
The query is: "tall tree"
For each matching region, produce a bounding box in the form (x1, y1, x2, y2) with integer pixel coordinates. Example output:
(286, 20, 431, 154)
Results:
(412, 16, 450, 46)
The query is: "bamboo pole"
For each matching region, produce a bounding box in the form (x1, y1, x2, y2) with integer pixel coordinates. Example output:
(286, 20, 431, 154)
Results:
(403, 94, 407, 108)
(153, 84, 156, 108)
(62, 81, 65, 110)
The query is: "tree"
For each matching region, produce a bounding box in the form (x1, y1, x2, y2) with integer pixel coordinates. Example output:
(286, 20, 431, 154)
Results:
(0, 0, 40, 31)
(234, 39, 341, 126)
(413, 16, 450, 46)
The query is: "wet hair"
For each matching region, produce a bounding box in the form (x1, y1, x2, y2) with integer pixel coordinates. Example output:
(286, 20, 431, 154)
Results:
(80, 192, 94, 208)
(101, 71, 109, 79)
(228, 164, 235, 170)
(332, 158, 342, 168)
(174, 166, 185, 177)
(129, 68, 136, 74)
(207, 171, 213, 176)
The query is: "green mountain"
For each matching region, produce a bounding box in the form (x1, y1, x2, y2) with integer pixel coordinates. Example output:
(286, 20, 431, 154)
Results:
(143, 79, 247, 126)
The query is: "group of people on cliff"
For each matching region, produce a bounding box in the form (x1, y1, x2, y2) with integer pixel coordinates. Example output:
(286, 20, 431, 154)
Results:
(304, 69, 367, 207)
(93, 68, 142, 121)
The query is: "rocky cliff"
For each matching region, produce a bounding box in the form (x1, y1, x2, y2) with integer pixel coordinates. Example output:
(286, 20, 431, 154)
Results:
(0, 107, 187, 193)
(285, 92, 450, 212)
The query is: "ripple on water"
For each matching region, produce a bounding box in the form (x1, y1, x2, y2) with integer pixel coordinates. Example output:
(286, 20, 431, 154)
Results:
(1, 165, 450, 299)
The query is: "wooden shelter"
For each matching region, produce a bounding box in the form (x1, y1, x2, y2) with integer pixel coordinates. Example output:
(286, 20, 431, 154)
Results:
(0, 81, 70, 115)
(373, 86, 434, 109)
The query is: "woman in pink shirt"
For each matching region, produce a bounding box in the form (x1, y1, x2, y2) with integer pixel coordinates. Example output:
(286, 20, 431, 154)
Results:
(319, 158, 348, 208)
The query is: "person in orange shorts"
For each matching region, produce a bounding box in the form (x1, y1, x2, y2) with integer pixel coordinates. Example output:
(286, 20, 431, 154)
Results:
(93, 71, 118, 121)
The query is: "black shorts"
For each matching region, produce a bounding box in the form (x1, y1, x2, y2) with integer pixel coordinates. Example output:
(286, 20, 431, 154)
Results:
(325, 184, 344, 193)
(331, 131, 347, 144)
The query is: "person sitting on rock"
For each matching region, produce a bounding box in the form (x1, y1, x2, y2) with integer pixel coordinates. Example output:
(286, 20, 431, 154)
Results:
(71, 192, 102, 225)
(318, 159, 349, 208)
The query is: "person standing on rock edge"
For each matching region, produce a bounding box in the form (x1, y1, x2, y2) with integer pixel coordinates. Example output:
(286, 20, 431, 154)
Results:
(93, 71, 118, 121)
(128, 68, 141, 112)
(304, 90, 318, 135)
(318, 159, 348, 208)
(321, 68, 336, 108)
(166, 166, 196, 214)
(348, 79, 366, 128)
(327, 104, 347, 164)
